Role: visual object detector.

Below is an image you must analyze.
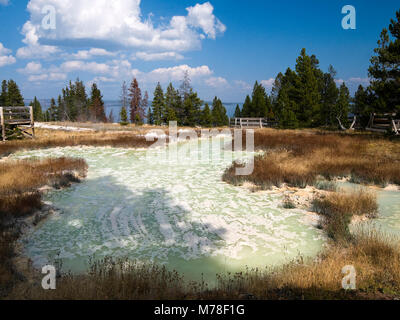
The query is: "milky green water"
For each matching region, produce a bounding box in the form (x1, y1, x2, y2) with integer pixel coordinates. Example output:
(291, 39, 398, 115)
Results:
(12, 138, 327, 284)
(339, 182, 400, 237)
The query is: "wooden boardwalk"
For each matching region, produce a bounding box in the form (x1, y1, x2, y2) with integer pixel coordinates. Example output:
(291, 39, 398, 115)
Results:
(0, 106, 35, 141)
(230, 118, 279, 129)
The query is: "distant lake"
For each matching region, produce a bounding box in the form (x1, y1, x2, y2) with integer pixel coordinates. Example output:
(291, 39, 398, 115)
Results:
(25, 99, 243, 122)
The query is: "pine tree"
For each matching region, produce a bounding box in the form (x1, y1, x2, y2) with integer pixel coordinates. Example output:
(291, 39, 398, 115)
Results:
(320, 66, 339, 126)
(147, 106, 154, 125)
(0, 80, 7, 106)
(128, 78, 143, 124)
(179, 70, 192, 102)
(234, 104, 241, 118)
(48, 98, 58, 121)
(165, 83, 180, 123)
(30, 97, 43, 122)
(7, 80, 24, 106)
(336, 82, 350, 126)
(211, 97, 229, 127)
(241, 95, 252, 117)
(120, 105, 128, 125)
(201, 103, 213, 127)
(295, 48, 321, 127)
(142, 91, 149, 122)
(152, 83, 165, 125)
(88, 83, 106, 122)
(353, 85, 372, 127)
(57, 95, 66, 121)
(368, 10, 400, 114)
(277, 89, 299, 129)
(251, 81, 268, 117)
(183, 92, 202, 126)
(119, 81, 129, 125)
(44, 110, 50, 122)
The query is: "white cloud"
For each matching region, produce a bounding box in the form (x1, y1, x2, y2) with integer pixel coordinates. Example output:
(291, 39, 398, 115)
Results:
(134, 51, 184, 61)
(16, 21, 60, 59)
(70, 48, 117, 60)
(0, 0, 9, 6)
(18, 61, 43, 74)
(60, 60, 118, 75)
(0, 42, 16, 67)
(234, 80, 251, 91)
(18, 61, 67, 82)
(18, 0, 226, 59)
(147, 64, 212, 83)
(27, 72, 66, 82)
(261, 78, 275, 89)
(186, 2, 226, 39)
(205, 76, 228, 88)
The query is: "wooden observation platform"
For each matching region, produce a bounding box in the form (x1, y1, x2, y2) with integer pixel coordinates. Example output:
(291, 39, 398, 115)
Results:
(366, 113, 400, 135)
(0, 106, 35, 141)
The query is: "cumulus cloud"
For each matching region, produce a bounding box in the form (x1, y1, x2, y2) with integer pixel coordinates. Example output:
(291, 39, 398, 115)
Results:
(70, 48, 117, 60)
(18, 0, 226, 59)
(133, 51, 184, 61)
(17, 61, 43, 74)
(18, 61, 67, 82)
(16, 20, 60, 59)
(0, 42, 16, 67)
(28, 72, 66, 82)
(147, 64, 212, 83)
(186, 2, 226, 39)
(205, 76, 228, 88)
(60, 61, 111, 74)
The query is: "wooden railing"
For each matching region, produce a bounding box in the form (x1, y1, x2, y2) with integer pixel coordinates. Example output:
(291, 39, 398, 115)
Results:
(230, 118, 279, 128)
(366, 113, 399, 135)
(0, 106, 35, 141)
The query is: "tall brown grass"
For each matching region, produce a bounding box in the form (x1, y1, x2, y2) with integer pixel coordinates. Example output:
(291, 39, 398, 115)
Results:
(8, 231, 400, 300)
(0, 129, 157, 157)
(224, 129, 400, 188)
(312, 189, 378, 242)
(0, 157, 87, 297)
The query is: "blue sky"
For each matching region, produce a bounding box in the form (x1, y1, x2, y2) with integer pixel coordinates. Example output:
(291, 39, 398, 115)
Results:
(0, 0, 399, 102)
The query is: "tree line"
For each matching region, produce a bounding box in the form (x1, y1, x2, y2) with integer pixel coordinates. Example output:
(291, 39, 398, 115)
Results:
(144, 71, 228, 127)
(235, 10, 400, 129)
(234, 50, 351, 129)
(1, 10, 398, 129)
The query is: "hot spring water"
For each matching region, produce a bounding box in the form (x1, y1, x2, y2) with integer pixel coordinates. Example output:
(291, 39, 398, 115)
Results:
(11, 138, 400, 284)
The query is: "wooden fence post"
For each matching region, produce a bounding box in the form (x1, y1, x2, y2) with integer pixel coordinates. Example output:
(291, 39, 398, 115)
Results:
(29, 106, 35, 138)
(0, 107, 5, 142)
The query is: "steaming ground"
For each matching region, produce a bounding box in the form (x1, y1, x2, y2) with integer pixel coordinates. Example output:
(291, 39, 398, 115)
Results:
(13, 138, 327, 283)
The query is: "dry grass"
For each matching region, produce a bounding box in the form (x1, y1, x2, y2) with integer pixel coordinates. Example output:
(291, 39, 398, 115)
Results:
(8, 231, 400, 300)
(213, 230, 400, 300)
(224, 129, 400, 188)
(312, 189, 378, 241)
(0, 128, 158, 157)
(0, 157, 87, 297)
